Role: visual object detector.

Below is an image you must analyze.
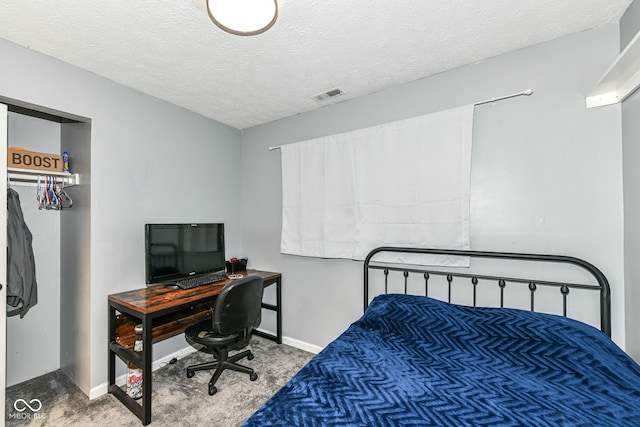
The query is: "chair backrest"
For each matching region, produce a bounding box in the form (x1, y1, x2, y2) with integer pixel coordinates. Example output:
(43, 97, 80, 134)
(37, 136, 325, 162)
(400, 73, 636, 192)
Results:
(212, 275, 264, 337)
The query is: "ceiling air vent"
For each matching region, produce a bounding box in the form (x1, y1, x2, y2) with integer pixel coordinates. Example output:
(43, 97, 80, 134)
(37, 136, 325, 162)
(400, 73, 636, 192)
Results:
(311, 88, 344, 102)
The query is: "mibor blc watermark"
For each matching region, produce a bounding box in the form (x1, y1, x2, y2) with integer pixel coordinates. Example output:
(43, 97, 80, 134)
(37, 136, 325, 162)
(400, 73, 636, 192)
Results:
(8, 398, 47, 421)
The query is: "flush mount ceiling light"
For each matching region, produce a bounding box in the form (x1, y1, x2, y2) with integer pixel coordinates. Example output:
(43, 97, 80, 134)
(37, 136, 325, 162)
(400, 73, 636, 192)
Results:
(205, 0, 278, 36)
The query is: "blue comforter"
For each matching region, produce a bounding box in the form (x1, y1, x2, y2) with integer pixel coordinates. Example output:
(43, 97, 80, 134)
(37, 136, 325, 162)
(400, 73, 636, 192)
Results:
(244, 294, 640, 426)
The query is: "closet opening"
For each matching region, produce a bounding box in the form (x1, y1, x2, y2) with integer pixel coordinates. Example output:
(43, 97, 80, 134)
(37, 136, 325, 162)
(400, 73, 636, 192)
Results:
(3, 97, 92, 397)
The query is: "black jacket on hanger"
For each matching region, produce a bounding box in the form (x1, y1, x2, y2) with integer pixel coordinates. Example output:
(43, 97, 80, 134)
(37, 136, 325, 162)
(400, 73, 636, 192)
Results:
(7, 188, 38, 317)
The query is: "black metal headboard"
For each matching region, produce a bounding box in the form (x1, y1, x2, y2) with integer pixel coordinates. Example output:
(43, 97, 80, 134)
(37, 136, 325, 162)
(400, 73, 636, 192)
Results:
(363, 247, 611, 337)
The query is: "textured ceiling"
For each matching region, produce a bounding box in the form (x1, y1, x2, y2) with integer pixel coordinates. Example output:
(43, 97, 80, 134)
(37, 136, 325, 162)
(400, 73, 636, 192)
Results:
(0, 0, 633, 130)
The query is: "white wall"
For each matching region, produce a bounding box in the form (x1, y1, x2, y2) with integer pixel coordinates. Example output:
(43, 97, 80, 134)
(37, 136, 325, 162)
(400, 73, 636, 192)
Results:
(6, 112, 61, 386)
(0, 37, 242, 395)
(241, 25, 626, 349)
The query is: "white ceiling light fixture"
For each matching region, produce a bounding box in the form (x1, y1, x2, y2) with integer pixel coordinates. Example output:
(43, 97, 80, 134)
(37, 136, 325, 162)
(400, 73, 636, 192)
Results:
(205, 0, 278, 36)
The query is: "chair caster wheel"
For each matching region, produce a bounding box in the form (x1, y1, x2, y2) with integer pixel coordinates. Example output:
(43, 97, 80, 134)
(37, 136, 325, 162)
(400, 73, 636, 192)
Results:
(247, 353, 254, 361)
(186, 369, 194, 378)
(208, 385, 217, 395)
(250, 372, 258, 381)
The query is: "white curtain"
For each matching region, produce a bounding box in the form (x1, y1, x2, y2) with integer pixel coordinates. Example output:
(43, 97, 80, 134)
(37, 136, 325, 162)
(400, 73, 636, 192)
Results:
(280, 135, 356, 258)
(280, 105, 474, 265)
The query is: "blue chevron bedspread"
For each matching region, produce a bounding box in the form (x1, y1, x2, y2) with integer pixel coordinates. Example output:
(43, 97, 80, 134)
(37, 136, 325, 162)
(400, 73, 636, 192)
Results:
(244, 293, 640, 426)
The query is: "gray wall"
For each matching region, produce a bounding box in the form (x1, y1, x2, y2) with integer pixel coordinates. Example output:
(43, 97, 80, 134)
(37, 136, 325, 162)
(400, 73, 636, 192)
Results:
(621, 0, 640, 362)
(0, 37, 242, 395)
(621, 0, 640, 50)
(60, 120, 92, 391)
(0, 8, 633, 396)
(622, 90, 640, 362)
(241, 25, 626, 349)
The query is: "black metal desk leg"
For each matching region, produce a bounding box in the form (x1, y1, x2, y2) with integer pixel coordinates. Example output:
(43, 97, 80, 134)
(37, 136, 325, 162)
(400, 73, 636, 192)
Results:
(254, 277, 283, 344)
(108, 303, 116, 387)
(142, 315, 153, 425)
(276, 278, 282, 344)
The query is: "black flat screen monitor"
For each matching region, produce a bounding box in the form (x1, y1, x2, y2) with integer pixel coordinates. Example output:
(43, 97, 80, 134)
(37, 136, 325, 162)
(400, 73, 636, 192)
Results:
(145, 223, 225, 285)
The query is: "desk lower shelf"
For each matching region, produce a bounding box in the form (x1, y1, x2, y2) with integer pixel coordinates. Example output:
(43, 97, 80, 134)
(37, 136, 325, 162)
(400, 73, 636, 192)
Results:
(115, 302, 213, 348)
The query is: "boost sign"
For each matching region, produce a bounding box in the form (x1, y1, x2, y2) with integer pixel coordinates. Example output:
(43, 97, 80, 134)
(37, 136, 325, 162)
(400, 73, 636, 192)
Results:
(8, 148, 63, 172)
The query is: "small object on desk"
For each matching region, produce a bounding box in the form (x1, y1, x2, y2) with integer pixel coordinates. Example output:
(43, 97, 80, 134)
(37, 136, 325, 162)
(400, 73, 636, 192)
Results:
(226, 257, 247, 274)
(228, 274, 244, 279)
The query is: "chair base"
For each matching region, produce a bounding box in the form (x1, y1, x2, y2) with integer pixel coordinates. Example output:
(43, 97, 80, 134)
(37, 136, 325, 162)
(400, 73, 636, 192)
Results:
(186, 348, 258, 395)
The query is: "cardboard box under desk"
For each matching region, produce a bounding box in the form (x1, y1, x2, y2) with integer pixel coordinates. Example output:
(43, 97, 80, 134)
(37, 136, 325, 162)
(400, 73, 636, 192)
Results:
(8, 148, 63, 172)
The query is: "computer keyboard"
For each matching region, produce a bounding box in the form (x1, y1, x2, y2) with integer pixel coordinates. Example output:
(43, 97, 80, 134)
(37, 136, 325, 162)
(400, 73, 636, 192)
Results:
(175, 272, 228, 289)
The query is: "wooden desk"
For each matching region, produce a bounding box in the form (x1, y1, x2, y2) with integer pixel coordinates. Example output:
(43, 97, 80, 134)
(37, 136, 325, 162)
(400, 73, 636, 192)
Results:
(107, 270, 282, 425)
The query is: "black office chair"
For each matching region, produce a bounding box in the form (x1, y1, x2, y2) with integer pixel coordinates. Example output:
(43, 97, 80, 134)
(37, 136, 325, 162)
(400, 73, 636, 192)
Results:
(184, 275, 264, 395)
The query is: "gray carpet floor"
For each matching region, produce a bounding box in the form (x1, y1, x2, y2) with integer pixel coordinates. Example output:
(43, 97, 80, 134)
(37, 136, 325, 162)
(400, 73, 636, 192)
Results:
(5, 336, 314, 427)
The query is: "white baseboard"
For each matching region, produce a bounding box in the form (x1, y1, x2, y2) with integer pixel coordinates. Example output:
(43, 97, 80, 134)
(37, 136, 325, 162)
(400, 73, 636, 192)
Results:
(255, 327, 323, 354)
(90, 331, 323, 400)
(89, 346, 198, 400)
(281, 336, 322, 354)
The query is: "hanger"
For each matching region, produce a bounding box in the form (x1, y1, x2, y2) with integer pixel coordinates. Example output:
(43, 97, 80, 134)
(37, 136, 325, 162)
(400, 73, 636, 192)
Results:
(36, 175, 72, 210)
(59, 181, 73, 209)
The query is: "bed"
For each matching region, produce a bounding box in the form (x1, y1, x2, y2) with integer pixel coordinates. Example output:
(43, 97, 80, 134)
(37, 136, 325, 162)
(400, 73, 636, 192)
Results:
(243, 247, 640, 426)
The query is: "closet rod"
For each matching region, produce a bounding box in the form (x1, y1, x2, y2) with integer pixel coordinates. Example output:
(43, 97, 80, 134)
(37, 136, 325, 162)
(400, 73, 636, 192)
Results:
(7, 168, 80, 187)
(473, 88, 533, 106)
(268, 88, 534, 151)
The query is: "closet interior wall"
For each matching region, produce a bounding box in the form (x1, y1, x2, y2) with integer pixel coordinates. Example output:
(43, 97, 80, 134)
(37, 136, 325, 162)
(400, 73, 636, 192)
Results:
(6, 109, 91, 390)
(7, 111, 62, 386)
